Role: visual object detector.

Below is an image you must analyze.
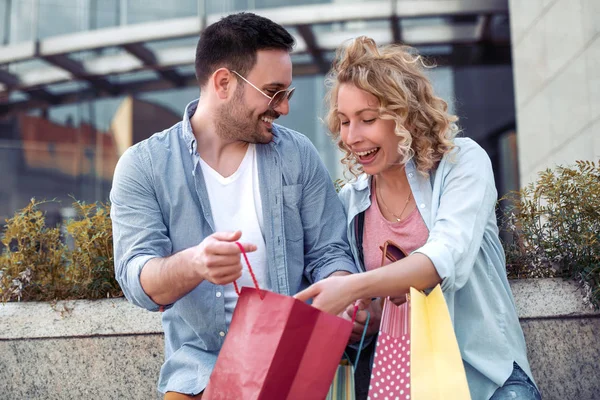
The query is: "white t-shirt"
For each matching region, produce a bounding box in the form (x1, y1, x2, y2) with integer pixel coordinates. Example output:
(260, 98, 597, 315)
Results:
(199, 144, 269, 325)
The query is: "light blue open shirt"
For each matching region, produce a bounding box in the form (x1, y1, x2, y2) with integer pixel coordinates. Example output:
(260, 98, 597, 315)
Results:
(110, 100, 357, 394)
(339, 138, 535, 400)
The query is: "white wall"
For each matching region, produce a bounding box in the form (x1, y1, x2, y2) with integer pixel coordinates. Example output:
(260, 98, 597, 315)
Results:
(509, 0, 600, 185)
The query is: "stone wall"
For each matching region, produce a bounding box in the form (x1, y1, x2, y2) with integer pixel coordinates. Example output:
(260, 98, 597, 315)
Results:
(1, 279, 599, 399)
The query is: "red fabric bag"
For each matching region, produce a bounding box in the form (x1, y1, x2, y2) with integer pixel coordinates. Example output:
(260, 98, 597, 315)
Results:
(203, 243, 353, 400)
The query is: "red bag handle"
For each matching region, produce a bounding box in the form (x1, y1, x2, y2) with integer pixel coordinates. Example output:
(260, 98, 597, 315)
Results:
(351, 304, 359, 322)
(233, 242, 360, 314)
(234, 241, 264, 299)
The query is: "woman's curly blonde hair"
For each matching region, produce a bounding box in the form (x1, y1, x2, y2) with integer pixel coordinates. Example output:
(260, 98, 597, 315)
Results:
(325, 36, 459, 177)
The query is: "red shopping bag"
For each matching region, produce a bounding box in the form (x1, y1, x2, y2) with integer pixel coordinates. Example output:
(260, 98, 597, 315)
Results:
(203, 243, 354, 400)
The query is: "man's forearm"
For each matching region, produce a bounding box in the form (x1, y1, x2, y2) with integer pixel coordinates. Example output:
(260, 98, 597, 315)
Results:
(137, 231, 252, 306)
(140, 248, 204, 306)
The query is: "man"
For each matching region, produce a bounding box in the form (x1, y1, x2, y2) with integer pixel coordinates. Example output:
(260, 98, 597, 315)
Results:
(110, 12, 357, 399)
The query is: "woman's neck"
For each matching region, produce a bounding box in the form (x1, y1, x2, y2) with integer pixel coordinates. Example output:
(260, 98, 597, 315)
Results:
(374, 165, 409, 192)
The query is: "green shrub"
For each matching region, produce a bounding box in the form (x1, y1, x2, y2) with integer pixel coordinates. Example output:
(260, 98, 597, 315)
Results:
(0, 199, 122, 302)
(501, 160, 600, 309)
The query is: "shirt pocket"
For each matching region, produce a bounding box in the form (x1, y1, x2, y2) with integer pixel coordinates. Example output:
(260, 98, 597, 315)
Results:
(282, 184, 303, 242)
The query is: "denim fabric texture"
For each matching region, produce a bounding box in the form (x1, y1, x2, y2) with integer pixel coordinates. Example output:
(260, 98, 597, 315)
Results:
(110, 99, 357, 394)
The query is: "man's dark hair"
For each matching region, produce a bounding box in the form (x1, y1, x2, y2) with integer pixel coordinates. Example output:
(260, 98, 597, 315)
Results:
(195, 12, 295, 87)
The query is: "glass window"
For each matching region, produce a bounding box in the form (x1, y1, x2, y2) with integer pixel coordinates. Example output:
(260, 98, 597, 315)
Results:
(126, 0, 197, 24)
(38, 0, 87, 39)
(91, 0, 120, 30)
(0, 0, 9, 45)
(8, 0, 35, 43)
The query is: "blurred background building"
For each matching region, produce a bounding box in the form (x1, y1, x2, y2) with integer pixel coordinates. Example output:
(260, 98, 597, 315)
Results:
(0, 0, 597, 224)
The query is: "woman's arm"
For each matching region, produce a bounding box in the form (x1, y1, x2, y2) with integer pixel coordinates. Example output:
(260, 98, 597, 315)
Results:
(295, 253, 440, 315)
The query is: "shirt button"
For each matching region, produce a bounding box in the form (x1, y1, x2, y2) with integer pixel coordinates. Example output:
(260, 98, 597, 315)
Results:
(216, 292, 222, 298)
(219, 331, 225, 337)
(420, 204, 426, 209)
(408, 173, 414, 178)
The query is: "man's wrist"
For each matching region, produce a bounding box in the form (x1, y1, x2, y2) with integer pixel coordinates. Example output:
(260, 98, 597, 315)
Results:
(180, 247, 205, 283)
(327, 270, 352, 278)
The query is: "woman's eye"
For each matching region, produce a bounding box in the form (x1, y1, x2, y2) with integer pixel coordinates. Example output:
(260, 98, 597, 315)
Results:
(364, 118, 376, 124)
(340, 121, 350, 126)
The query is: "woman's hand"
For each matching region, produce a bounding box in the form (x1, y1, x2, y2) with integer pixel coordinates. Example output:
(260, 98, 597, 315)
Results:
(294, 275, 358, 316)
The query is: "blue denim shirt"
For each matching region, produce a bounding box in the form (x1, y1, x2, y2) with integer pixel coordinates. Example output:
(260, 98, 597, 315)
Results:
(339, 138, 535, 400)
(110, 100, 357, 394)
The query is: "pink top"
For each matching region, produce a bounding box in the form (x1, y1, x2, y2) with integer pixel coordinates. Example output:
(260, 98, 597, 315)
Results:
(363, 183, 429, 271)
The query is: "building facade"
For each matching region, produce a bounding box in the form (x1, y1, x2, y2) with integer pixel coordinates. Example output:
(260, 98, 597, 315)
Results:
(0, 0, 551, 224)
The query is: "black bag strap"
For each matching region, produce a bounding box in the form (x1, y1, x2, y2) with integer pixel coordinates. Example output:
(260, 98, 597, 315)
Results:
(354, 211, 366, 271)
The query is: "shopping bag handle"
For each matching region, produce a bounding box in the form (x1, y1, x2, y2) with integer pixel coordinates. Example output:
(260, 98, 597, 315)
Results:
(353, 310, 370, 368)
(234, 241, 264, 299)
(341, 308, 370, 368)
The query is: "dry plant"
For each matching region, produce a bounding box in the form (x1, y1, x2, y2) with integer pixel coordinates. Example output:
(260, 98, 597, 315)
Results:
(501, 160, 600, 308)
(0, 199, 121, 302)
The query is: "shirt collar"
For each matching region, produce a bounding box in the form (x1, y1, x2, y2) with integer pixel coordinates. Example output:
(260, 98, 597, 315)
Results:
(181, 99, 199, 156)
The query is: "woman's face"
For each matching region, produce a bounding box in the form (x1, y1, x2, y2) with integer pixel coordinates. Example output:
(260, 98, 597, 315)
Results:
(337, 83, 403, 175)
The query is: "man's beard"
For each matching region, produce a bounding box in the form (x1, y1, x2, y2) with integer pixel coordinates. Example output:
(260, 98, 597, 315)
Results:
(215, 88, 277, 144)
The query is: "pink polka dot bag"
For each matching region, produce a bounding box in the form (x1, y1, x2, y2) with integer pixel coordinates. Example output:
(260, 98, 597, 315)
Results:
(367, 286, 471, 400)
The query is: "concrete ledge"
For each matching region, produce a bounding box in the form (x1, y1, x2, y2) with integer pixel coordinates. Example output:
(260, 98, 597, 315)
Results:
(1, 278, 599, 400)
(510, 279, 600, 400)
(0, 298, 162, 339)
(510, 278, 597, 319)
(0, 298, 164, 400)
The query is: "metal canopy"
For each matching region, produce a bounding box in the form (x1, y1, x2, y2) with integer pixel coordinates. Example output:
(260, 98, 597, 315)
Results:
(0, 0, 509, 115)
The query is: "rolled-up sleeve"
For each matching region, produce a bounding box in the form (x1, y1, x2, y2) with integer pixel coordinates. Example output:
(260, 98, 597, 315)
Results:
(110, 146, 172, 311)
(298, 137, 358, 283)
(414, 143, 498, 292)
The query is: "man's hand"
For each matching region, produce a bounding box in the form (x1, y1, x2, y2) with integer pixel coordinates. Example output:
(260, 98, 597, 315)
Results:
(140, 230, 257, 306)
(191, 230, 257, 285)
(344, 298, 382, 344)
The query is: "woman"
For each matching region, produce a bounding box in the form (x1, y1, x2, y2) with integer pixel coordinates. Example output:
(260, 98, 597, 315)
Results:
(295, 37, 540, 400)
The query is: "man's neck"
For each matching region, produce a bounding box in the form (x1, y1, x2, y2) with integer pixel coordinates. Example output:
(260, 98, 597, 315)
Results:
(191, 104, 249, 178)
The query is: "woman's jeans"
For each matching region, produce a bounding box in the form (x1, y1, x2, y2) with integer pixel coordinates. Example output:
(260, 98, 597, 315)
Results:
(490, 362, 542, 400)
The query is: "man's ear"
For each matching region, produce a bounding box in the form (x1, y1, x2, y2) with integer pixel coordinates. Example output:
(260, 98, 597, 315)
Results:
(211, 68, 236, 100)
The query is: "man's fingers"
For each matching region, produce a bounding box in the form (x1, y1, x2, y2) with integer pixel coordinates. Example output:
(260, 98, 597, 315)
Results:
(203, 263, 243, 285)
(207, 238, 257, 255)
(344, 304, 356, 318)
(353, 310, 370, 325)
(339, 311, 352, 321)
(211, 230, 242, 242)
(211, 270, 243, 285)
(350, 322, 367, 342)
(236, 242, 258, 253)
(203, 254, 241, 267)
(356, 298, 372, 310)
(352, 319, 366, 330)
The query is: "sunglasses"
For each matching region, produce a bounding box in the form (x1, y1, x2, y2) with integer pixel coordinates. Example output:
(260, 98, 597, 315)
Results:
(379, 240, 408, 266)
(231, 70, 295, 110)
